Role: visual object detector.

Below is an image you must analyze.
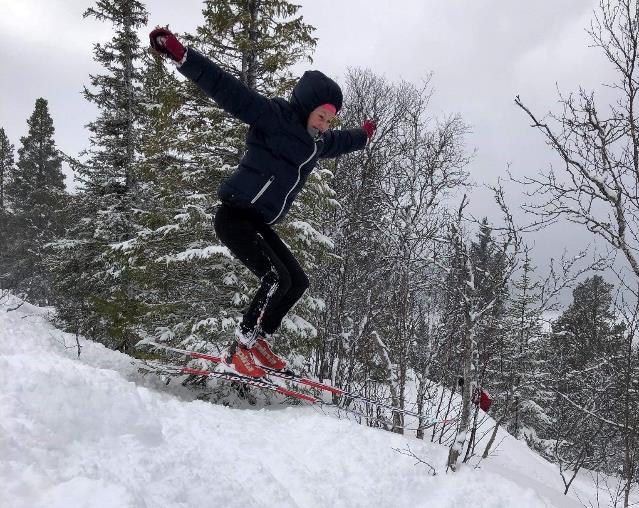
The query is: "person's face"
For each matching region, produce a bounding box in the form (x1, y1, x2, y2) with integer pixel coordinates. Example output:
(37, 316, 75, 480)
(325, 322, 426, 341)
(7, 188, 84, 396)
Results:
(307, 106, 336, 135)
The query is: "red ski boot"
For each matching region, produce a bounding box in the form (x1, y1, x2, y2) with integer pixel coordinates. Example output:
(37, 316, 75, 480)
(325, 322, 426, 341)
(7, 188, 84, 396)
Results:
(250, 337, 287, 371)
(224, 341, 266, 378)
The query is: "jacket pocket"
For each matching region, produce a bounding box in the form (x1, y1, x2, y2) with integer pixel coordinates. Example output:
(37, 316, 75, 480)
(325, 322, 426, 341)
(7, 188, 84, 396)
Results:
(250, 175, 275, 204)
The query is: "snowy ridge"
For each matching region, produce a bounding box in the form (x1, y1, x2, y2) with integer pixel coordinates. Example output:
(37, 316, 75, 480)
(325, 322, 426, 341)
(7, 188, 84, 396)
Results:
(0, 295, 618, 508)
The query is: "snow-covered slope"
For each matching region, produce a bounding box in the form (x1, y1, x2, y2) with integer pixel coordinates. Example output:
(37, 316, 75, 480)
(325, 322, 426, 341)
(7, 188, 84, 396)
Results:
(0, 296, 624, 508)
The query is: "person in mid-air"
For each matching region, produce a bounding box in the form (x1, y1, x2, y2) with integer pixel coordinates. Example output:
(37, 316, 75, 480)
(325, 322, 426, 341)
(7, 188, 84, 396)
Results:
(150, 27, 376, 378)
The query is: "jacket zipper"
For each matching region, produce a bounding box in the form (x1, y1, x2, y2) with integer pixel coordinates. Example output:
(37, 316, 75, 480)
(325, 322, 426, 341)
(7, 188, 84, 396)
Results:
(267, 141, 318, 224)
(250, 175, 275, 204)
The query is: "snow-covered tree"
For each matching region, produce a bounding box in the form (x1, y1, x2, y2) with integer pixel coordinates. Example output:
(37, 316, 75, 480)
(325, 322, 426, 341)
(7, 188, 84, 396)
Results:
(8, 99, 65, 221)
(539, 276, 625, 493)
(111, 51, 243, 351)
(552, 276, 622, 368)
(1, 99, 66, 302)
(80, 0, 147, 192)
(312, 70, 411, 419)
(50, 0, 148, 349)
(437, 192, 521, 471)
(0, 128, 14, 211)
(516, 1, 639, 498)
(312, 69, 471, 435)
(190, 0, 316, 95)
(128, 0, 320, 357)
(0, 128, 15, 281)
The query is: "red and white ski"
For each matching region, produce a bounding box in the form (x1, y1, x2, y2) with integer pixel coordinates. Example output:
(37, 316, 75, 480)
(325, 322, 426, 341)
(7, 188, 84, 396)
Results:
(139, 359, 319, 403)
(138, 340, 450, 423)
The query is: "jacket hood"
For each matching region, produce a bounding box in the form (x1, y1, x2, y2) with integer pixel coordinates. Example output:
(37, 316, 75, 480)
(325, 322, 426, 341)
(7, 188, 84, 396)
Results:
(290, 70, 343, 123)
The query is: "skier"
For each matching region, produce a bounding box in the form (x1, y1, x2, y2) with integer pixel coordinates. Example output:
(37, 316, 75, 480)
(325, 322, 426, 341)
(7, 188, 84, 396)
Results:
(149, 27, 376, 378)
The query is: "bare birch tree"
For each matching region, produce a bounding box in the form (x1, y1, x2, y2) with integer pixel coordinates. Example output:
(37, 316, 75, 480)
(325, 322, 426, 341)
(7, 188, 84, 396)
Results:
(313, 69, 471, 432)
(445, 188, 521, 471)
(515, 1, 639, 501)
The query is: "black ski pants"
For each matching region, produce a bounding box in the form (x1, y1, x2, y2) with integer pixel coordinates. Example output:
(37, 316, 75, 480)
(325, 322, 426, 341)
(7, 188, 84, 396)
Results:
(214, 203, 309, 336)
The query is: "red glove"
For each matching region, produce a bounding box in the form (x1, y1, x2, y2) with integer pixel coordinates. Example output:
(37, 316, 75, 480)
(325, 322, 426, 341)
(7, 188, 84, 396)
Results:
(149, 27, 186, 63)
(362, 119, 377, 140)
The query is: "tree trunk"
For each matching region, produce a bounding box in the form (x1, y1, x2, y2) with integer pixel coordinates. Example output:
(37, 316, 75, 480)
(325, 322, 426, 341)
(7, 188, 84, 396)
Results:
(447, 323, 473, 471)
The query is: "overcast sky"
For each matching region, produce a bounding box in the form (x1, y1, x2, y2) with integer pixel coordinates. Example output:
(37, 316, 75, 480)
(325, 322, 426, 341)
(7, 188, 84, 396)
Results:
(0, 0, 620, 283)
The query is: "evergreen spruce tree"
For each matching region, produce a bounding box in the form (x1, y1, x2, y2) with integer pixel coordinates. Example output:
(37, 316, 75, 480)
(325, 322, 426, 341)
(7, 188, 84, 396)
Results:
(435, 220, 508, 393)
(1, 99, 66, 301)
(0, 127, 14, 211)
(438, 214, 518, 468)
(501, 251, 543, 437)
(80, 0, 148, 193)
(481, 249, 548, 454)
(11, 100, 65, 224)
(552, 275, 622, 366)
(50, 0, 148, 349)
(129, 0, 320, 357)
(124, 52, 241, 348)
(540, 275, 625, 487)
(0, 127, 16, 289)
(192, 0, 316, 95)
(179, 0, 316, 180)
(468, 218, 508, 402)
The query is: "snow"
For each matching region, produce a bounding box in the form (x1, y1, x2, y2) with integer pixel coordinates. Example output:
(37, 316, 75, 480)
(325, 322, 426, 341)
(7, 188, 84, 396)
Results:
(289, 220, 335, 249)
(0, 295, 633, 508)
(156, 245, 232, 263)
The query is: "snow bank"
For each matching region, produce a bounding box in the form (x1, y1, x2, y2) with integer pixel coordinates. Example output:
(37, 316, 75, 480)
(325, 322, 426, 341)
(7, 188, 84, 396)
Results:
(0, 295, 624, 507)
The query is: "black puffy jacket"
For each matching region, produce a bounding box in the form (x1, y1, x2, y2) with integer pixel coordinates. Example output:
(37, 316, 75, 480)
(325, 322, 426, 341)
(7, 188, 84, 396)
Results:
(178, 49, 368, 224)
